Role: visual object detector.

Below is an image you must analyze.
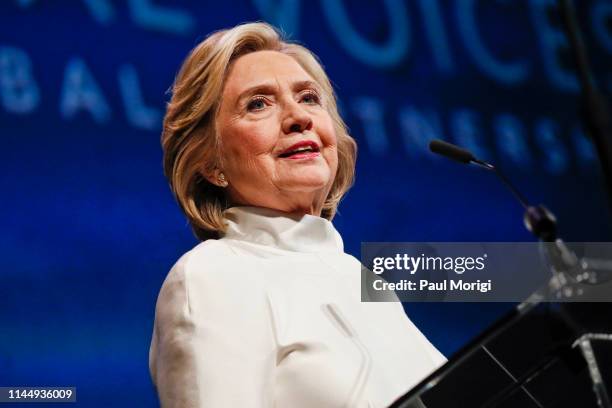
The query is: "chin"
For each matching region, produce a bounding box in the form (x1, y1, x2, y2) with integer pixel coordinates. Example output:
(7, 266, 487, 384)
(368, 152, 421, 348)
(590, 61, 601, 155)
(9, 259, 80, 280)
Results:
(282, 175, 331, 192)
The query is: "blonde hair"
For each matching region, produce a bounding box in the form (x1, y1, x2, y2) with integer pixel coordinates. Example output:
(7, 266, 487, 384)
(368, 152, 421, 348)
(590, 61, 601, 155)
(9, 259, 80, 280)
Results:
(162, 22, 357, 240)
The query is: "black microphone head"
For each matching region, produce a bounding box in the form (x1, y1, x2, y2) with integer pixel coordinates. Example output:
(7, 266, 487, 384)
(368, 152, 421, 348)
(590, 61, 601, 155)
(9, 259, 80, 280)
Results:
(429, 139, 475, 164)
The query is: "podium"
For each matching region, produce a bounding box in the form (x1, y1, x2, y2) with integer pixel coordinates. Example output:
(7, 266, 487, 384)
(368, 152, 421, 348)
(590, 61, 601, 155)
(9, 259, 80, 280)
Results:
(390, 302, 612, 407)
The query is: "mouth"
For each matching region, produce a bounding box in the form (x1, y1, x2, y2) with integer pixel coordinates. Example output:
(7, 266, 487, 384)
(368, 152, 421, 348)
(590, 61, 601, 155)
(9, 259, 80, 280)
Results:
(278, 140, 321, 159)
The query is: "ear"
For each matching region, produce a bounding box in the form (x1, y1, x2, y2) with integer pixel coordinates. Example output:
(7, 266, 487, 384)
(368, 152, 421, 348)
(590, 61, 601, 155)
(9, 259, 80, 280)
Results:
(203, 168, 228, 188)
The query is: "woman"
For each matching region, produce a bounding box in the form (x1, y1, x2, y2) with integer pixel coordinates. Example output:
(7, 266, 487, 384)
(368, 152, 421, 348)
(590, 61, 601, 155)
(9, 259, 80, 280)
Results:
(149, 22, 445, 408)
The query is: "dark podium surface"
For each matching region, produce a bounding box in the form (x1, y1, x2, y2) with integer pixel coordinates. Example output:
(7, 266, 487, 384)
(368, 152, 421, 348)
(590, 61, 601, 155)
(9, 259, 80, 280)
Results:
(390, 303, 612, 408)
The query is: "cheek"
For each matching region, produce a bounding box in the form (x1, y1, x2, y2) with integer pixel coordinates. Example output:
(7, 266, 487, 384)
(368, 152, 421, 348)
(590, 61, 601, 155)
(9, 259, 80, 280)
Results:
(317, 113, 338, 146)
(223, 122, 276, 159)
(328, 149, 339, 177)
(322, 139, 339, 181)
(317, 116, 339, 158)
(221, 124, 278, 176)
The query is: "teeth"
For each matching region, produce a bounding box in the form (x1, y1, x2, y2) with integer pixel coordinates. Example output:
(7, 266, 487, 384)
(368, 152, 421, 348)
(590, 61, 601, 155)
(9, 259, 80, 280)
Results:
(282, 145, 316, 157)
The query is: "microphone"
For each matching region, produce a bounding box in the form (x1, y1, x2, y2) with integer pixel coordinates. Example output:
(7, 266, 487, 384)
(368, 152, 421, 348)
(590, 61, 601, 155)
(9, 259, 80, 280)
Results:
(428, 139, 556, 242)
(428, 139, 595, 292)
(429, 139, 475, 164)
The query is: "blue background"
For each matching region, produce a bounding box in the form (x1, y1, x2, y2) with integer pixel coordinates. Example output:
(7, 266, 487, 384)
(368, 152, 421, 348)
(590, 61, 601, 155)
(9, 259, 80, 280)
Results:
(2, 0, 612, 406)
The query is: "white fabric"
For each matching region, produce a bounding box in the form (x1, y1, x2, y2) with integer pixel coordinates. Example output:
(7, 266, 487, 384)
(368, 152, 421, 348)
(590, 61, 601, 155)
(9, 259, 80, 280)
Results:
(149, 206, 446, 408)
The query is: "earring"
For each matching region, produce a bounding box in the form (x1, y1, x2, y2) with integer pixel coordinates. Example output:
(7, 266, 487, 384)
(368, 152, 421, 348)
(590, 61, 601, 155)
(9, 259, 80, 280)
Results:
(218, 173, 228, 187)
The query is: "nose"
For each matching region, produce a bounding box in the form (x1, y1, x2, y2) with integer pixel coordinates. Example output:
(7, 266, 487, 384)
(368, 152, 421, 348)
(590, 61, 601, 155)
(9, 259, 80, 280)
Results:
(281, 100, 313, 134)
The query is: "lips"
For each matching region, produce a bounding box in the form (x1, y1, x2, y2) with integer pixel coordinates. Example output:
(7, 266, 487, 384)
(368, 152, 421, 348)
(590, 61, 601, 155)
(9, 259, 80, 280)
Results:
(278, 140, 321, 158)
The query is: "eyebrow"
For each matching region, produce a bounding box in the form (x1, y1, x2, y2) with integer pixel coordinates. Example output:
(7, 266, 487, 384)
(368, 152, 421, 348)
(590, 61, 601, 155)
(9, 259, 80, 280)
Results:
(235, 79, 322, 106)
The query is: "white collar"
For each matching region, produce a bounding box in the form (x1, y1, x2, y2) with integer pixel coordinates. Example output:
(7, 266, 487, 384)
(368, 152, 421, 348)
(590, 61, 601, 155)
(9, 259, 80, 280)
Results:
(221, 206, 344, 253)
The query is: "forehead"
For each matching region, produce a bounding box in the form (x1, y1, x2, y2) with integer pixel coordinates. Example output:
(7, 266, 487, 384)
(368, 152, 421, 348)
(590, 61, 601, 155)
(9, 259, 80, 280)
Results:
(224, 50, 314, 93)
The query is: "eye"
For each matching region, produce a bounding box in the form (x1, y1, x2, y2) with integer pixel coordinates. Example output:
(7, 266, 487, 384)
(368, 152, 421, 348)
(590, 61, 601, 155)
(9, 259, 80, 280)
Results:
(301, 91, 321, 105)
(247, 97, 267, 112)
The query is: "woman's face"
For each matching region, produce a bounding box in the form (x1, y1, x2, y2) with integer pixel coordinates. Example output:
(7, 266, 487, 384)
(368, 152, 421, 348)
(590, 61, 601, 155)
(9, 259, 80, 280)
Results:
(215, 50, 338, 215)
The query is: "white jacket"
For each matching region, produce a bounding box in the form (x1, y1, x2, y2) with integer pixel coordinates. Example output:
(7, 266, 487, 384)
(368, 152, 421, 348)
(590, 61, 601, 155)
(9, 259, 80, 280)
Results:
(149, 206, 445, 407)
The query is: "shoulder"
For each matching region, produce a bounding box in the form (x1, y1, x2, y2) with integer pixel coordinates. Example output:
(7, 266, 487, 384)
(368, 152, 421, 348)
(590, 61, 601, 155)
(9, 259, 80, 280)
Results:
(178, 239, 236, 275)
(157, 240, 229, 303)
(156, 239, 266, 320)
(163, 239, 237, 289)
